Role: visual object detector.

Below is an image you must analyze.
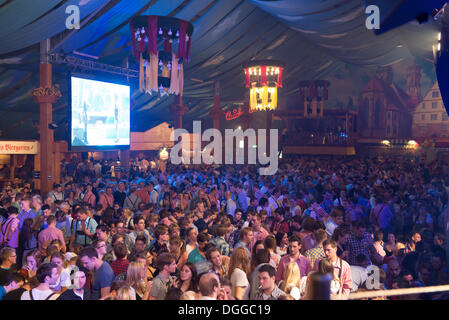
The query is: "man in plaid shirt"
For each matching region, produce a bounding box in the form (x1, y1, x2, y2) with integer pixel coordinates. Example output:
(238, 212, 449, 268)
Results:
(346, 221, 383, 266)
(305, 229, 328, 269)
(110, 242, 130, 277)
(210, 225, 230, 256)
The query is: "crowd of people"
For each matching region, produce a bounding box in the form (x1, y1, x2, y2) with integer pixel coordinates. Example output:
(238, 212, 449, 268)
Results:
(0, 154, 448, 300)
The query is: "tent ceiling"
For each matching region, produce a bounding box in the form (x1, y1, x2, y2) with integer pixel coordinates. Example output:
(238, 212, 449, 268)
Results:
(0, 0, 440, 139)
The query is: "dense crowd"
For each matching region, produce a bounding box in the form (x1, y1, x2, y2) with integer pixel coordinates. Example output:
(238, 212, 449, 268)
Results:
(0, 154, 448, 300)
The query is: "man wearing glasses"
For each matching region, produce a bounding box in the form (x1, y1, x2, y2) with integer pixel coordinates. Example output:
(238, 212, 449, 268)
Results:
(0, 247, 17, 284)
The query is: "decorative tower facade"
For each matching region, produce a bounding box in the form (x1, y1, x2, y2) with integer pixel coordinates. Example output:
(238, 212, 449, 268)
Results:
(406, 65, 422, 108)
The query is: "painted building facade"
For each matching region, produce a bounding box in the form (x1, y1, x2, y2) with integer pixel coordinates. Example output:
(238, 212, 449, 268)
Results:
(412, 81, 449, 138)
(357, 66, 421, 138)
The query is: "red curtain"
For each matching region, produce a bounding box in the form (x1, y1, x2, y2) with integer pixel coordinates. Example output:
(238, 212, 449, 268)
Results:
(278, 67, 283, 88)
(260, 66, 267, 86)
(178, 21, 187, 60)
(148, 16, 158, 55)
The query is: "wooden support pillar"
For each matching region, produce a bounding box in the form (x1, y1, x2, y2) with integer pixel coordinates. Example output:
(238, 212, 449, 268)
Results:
(209, 81, 224, 165)
(240, 102, 253, 164)
(170, 94, 188, 129)
(10, 155, 15, 180)
(209, 81, 224, 131)
(34, 40, 60, 195)
(53, 150, 61, 185)
(119, 149, 130, 170)
(39, 63, 53, 194)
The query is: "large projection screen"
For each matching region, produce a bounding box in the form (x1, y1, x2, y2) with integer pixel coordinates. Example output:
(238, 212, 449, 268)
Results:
(70, 75, 130, 150)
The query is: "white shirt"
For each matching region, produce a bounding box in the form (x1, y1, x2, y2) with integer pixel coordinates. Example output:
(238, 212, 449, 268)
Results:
(50, 270, 71, 291)
(186, 243, 196, 256)
(230, 267, 250, 300)
(226, 199, 236, 216)
(150, 190, 159, 204)
(21, 288, 59, 300)
(73, 290, 84, 299)
(350, 265, 368, 292)
(325, 219, 338, 237)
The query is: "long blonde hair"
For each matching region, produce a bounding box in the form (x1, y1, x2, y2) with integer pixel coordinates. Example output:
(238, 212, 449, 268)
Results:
(228, 247, 250, 279)
(280, 261, 301, 293)
(126, 261, 147, 297)
(116, 286, 136, 300)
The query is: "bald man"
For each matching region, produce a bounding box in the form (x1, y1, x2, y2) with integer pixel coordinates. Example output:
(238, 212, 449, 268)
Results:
(199, 272, 226, 300)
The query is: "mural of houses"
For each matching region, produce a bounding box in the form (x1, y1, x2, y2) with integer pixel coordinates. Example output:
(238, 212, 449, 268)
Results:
(357, 66, 421, 138)
(412, 82, 449, 138)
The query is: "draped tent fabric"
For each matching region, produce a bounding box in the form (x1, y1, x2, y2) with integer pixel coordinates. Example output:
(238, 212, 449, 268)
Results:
(0, 0, 110, 55)
(0, 0, 439, 139)
(0, 0, 62, 39)
(247, 0, 437, 66)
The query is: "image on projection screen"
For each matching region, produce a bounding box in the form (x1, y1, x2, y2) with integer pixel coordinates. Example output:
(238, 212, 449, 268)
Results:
(71, 76, 130, 147)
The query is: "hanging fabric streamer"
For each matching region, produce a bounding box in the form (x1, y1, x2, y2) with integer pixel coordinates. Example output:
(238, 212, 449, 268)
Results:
(245, 68, 250, 88)
(139, 53, 144, 91)
(178, 64, 184, 96)
(262, 86, 269, 109)
(278, 68, 283, 88)
(178, 21, 187, 61)
(149, 51, 159, 92)
(148, 16, 158, 55)
(185, 36, 192, 63)
(309, 81, 317, 100)
(145, 61, 150, 93)
(260, 66, 267, 86)
(271, 88, 277, 110)
(250, 88, 257, 110)
(170, 53, 179, 94)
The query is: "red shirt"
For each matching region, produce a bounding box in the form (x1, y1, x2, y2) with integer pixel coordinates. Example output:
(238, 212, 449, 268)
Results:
(110, 258, 130, 276)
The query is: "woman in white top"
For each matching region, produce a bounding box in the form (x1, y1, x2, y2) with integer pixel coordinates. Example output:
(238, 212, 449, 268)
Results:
(49, 252, 71, 293)
(228, 247, 251, 300)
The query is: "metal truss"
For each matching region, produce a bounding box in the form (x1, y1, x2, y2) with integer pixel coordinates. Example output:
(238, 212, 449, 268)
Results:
(48, 53, 138, 78)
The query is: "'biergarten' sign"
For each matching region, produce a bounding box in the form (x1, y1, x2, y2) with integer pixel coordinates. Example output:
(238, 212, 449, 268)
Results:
(225, 107, 255, 121)
(0, 141, 38, 154)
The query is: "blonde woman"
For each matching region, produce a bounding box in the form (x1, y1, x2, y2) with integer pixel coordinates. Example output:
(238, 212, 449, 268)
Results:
(180, 290, 198, 300)
(278, 261, 302, 300)
(228, 247, 251, 300)
(126, 261, 152, 300)
(169, 236, 188, 271)
(122, 208, 134, 230)
(116, 286, 137, 300)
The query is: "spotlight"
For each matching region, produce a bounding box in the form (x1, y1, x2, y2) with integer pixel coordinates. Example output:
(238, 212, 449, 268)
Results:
(48, 123, 58, 130)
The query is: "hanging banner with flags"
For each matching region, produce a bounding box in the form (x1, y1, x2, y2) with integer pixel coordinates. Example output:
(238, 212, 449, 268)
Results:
(0, 141, 38, 154)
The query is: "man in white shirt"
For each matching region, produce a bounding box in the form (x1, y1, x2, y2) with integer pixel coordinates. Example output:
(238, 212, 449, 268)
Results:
(48, 184, 64, 202)
(148, 183, 160, 205)
(21, 263, 60, 300)
(325, 208, 344, 237)
(350, 253, 371, 292)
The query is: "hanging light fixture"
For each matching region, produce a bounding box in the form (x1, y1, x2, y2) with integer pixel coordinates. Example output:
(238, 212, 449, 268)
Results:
(243, 60, 285, 111)
(129, 16, 194, 96)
